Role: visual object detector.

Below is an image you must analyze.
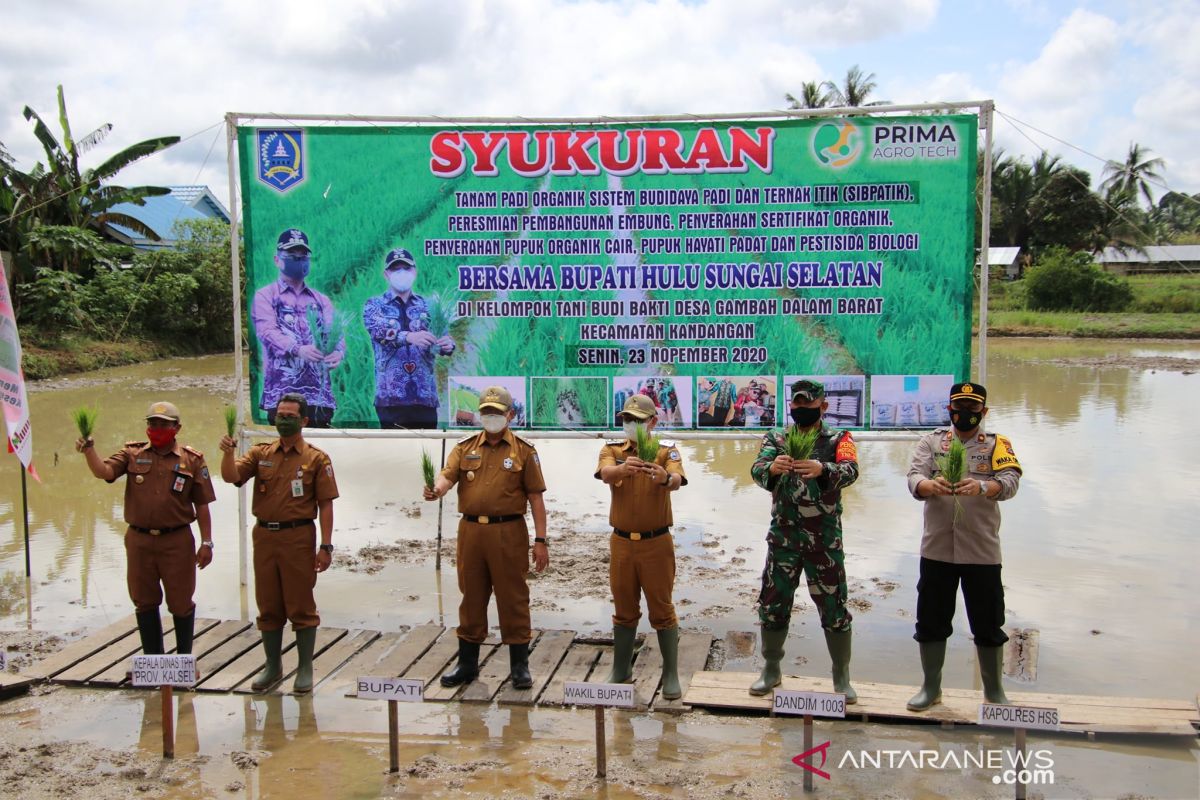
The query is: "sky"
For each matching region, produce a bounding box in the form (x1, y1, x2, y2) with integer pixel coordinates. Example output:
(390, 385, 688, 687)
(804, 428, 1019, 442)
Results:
(1, 0, 1198, 212)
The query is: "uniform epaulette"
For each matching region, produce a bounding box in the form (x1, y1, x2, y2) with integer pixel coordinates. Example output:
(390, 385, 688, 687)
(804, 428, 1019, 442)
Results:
(605, 438, 626, 446)
(659, 439, 677, 448)
(125, 440, 148, 448)
(458, 433, 478, 445)
(183, 445, 204, 457)
(513, 433, 536, 448)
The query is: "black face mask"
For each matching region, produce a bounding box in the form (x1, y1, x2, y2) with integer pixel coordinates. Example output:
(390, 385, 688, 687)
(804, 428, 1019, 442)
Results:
(950, 408, 983, 431)
(791, 406, 822, 427)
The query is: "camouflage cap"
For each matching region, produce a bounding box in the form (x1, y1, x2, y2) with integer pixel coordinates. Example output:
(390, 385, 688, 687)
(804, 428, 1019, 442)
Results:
(950, 381, 987, 404)
(145, 401, 181, 422)
(619, 394, 657, 420)
(790, 379, 825, 403)
(478, 385, 512, 412)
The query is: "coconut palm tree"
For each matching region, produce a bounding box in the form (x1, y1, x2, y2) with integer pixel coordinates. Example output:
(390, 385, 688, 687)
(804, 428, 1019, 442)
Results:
(785, 81, 829, 110)
(821, 65, 888, 108)
(1100, 142, 1165, 210)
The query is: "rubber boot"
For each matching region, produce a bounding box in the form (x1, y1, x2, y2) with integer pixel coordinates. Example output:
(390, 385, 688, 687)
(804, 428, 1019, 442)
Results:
(906, 640, 946, 711)
(605, 625, 638, 684)
(292, 627, 317, 694)
(440, 640, 480, 687)
(657, 626, 682, 700)
(509, 643, 533, 690)
(748, 627, 788, 696)
(977, 645, 1009, 704)
(135, 610, 164, 655)
(824, 629, 857, 704)
(251, 629, 283, 692)
(173, 611, 195, 655)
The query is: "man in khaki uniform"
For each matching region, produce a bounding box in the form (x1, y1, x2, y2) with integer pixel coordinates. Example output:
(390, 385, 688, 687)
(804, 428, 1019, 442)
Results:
(905, 381, 1022, 710)
(424, 386, 549, 690)
(78, 401, 215, 656)
(220, 392, 339, 693)
(596, 394, 687, 698)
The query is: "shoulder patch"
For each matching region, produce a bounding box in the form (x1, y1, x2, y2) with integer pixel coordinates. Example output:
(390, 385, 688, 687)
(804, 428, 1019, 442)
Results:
(835, 431, 857, 463)
(605, 439, 625, 446)
(125, 440, 148, 448)
(991, 435, 1022, 473)
(658, 439, 676, 447)
(183, 445, 204, 458)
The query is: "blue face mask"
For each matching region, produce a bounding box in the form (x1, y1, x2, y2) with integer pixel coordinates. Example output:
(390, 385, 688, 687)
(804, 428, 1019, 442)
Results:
(280, 253, 310, 280)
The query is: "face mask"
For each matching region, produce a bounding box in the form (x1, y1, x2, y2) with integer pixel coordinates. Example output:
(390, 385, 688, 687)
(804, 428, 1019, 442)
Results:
(790, 406, 822, 427)
(481, 414, 508, 434)
(146, 427, 177, 449)
(280, 253, 310, 280)
(623, 420, 646, 440)
(387, 269, 415, 293)
(950, 408, 982, 432)
(275, 416, 303, 437)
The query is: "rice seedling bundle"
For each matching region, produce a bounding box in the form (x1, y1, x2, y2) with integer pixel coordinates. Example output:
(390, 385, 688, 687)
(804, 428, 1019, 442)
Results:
(421, 449, 436, 490)
(71, 406, 99, 440)
(634, 423, 660, 462)
(424, 292, 462, 338)
(935, 436, 967, 519)
(305, 305, 346, 356)
(223, 406, 238, 437)
(783, 425, 820, 461)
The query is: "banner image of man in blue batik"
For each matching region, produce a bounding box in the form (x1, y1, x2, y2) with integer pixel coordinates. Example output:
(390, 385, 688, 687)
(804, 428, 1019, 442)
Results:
(363, 248, 456, 429)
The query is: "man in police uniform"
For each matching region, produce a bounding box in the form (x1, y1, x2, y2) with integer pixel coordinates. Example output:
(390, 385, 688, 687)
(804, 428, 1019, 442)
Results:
(905, 381, 1022, 710)
(423, 386, 549, 690)
(77, 401, 215, 656)
(749, 380, 860, 701)
(219, 392, 339, 693)
(595, 394, 687, 699)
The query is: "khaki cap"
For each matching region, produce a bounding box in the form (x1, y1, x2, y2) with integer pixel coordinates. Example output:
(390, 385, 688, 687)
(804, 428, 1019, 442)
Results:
(478, 385, 513, 412)
(145, 401, 181, 422)
(619, 393, 657, 420)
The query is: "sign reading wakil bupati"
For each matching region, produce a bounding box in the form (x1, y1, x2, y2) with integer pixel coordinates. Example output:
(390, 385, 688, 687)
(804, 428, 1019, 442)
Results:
(130, 654, 196, 687)
(978, 703, 1061, 731)
(773, 689, 847, 718)
(563, 681, 636, 707)
(356, 677, 424, 702)
(239, 116, 976, 430)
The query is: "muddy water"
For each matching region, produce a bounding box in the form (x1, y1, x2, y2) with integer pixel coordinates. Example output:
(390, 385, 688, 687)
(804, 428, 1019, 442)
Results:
(1, 339, 1198, 798)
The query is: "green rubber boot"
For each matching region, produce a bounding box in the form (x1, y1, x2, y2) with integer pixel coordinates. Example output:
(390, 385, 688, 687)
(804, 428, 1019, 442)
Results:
(906, 640, 946, 711)
(657, 626, 682, 700)
(977, 645, 1009, 704)
(251, 628, 284, 692)
(748, 627, 788, 696)
(293, 627, 317, 694)
(605, 625, 638, 684)
(824, 629, 857, 704)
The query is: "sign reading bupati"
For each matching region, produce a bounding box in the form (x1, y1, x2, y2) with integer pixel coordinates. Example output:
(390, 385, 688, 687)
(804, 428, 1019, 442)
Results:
(239, 116, 976, 430)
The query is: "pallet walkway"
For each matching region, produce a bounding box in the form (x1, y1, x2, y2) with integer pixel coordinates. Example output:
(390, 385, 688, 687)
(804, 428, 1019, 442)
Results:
(8, 620, 1197, 735)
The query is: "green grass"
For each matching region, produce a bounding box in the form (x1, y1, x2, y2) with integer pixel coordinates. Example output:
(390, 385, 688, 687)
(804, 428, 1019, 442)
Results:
(530, 377, 609, 428)
(984, 310, 1200, 338)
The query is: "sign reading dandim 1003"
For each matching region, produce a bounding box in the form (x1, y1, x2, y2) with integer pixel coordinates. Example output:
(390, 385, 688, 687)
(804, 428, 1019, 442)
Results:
(238, 116, 976, 432)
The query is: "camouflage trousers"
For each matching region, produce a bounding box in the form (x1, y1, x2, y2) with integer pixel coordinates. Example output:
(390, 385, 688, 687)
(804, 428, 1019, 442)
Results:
(757, 543, 851, 632)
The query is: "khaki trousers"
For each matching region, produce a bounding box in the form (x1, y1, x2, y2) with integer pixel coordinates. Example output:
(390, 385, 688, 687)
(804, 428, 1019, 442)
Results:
(609, 532, 677, 629)
(125, 527, 197, 616)
(455, 518, 532, 644)
(253, 523, 319, 631)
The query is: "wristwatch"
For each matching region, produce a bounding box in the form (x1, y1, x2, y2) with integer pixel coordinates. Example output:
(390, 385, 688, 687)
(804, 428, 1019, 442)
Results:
(978, 480, 988, 497)
(319, 544, 334, 553)
(200, 540, 214, 549)
(534, 537, 548, 545)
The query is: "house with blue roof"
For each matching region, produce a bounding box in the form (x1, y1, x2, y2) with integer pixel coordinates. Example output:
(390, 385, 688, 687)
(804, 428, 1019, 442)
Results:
(103, 185, 230, 250)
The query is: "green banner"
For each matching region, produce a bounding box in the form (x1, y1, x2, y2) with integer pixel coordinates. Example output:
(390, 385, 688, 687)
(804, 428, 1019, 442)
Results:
(239, 115, 976, 431)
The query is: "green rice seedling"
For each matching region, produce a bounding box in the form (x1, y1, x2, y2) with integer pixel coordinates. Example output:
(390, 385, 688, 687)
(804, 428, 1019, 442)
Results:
(425, 291, 463, 338)
(71, 406, 99, 440)
(305, 306, 346, 356)
(223, 406, 238, 437)
(783, 424, 820, 461)
(634, 423, 660, 462)
(421, 448, 436, 490)
(936, 435, 967, 519)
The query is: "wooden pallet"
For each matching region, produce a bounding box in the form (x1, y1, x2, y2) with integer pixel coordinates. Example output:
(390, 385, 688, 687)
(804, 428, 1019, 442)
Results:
(683, 672, 1200, 736)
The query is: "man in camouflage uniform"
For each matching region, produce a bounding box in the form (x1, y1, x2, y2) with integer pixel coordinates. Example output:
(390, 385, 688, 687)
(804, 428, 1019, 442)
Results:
(905, 381, 1022, 710)
(749, 379, 860, 700)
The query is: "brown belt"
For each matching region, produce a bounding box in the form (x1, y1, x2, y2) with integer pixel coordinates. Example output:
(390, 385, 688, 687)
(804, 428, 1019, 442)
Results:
(463, 514, 522, 525)
(256, 519, 315, 531)
(613, 526, 670, 541)
(131, 524, 189, 536)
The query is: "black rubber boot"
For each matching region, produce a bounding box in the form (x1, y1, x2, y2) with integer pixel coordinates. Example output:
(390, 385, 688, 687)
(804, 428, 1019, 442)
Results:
(173, 611, 196, 655)
(440, 640, 480, 687)
(509, 643, 533, 690)
(136, 610, 164, 655)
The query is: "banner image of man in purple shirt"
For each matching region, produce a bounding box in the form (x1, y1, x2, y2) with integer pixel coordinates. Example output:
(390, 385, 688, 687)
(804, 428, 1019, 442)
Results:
(362, 248, 455, 428)
(251, 229, 344, 427)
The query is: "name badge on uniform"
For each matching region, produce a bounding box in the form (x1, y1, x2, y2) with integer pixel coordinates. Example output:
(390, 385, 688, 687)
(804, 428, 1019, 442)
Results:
(172, 476, 186, 493)
(291, 479, 304, 497)
(136, 458, 153, 464)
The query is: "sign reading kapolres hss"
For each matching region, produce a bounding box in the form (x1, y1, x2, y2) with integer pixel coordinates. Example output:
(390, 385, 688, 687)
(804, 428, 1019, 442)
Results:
(239, 117, 976, 430)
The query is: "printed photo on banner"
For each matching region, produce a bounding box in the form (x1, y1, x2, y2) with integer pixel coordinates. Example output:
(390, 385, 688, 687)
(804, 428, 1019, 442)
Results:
(449, 376, 527, 428)
(870, 374, 955, 428)
(697, 376, 776, 428)
(529, 377, 609, 429)
(784, 374, 866, 428)
(613, 376, 693, 429)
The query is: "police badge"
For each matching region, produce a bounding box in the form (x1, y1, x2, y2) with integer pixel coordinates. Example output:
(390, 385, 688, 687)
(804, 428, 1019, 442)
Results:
(257, 129, 306, 193)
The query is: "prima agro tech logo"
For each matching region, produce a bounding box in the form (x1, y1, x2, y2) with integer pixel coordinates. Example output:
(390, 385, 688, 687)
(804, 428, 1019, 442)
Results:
(812, 120, 863, 169)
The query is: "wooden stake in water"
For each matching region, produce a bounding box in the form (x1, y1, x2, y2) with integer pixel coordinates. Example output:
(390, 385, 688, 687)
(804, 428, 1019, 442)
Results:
(1014, 727, 1027, 800)
(161, 685, 175, 759)
(803, 714, 813, 793)
(595, 706, 606, 778)
(388, 699, 400, 773)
